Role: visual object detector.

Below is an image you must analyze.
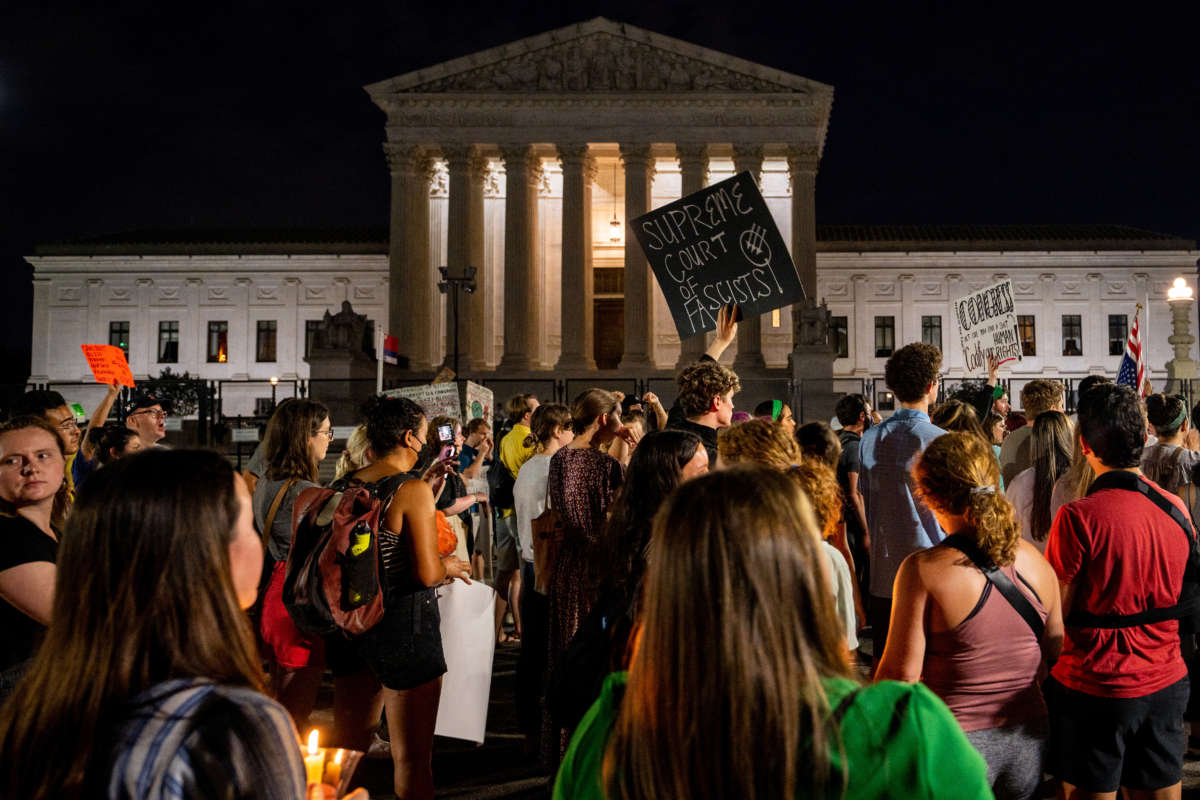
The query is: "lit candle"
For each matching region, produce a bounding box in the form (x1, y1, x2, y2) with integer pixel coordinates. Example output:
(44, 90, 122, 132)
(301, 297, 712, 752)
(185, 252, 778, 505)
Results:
(324, 748, 344, 789)
(303, 729, 324, 786)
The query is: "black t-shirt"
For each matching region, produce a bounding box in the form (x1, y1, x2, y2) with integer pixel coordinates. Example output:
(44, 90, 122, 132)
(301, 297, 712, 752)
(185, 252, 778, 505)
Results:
(0, 514, 58, 672)
(668, 418, 719, 467)
(837, 429, 864, 539)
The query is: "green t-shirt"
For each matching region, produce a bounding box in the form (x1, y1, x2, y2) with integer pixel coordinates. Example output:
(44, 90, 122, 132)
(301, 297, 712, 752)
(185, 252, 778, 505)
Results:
(553, 672, 993, 800)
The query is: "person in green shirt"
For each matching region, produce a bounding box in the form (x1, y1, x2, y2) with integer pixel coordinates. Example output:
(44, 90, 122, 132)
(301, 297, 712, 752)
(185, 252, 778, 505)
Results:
(553, 466, 992, 800)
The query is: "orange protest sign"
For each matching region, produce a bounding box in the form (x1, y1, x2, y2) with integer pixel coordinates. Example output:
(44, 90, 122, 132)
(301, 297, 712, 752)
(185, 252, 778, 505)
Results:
(80, 344, 136, 388)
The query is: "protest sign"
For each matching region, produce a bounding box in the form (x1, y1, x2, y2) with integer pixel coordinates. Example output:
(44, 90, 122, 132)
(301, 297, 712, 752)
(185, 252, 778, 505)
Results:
(80, 344, 135, 388)
(632, 171, 806, 339)
(384, 382, 462, 422)
(435, 580, 496, 743)
(952, 279, 1022, 373)
(464, 381, 493, 426)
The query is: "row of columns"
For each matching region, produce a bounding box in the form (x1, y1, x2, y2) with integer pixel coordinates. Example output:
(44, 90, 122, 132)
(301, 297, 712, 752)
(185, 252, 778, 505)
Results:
(385, 142, 819, 373)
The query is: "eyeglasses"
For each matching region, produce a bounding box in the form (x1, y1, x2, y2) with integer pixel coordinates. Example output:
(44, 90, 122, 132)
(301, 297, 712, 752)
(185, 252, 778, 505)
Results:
(314, 429, 335, 440)
(53, 418, 78, 432)
(130, 410, 167, 421)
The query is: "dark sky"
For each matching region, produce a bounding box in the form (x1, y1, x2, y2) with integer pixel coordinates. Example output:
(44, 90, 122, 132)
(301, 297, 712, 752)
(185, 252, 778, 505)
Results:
(4, 1, 1199, 380)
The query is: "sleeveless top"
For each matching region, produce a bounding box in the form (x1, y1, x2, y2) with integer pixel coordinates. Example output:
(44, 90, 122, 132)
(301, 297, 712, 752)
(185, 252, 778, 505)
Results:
(921, 563, 1049, 732)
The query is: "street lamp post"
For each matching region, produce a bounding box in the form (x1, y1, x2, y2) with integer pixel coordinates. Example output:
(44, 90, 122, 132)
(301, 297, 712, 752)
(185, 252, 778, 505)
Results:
(269, 375, 279, 410)
(437, 266, 477, 377)
(1165, 277, 1196, 397)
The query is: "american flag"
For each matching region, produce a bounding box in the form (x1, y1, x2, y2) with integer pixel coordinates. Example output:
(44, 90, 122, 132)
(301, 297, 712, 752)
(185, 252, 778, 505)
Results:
(1116, 305, 1145, 395)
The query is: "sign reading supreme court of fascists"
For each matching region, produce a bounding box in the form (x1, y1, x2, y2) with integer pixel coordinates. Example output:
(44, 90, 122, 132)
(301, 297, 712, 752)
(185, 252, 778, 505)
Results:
(953, 279, 1023, 373)
(632, 172, 806, 339)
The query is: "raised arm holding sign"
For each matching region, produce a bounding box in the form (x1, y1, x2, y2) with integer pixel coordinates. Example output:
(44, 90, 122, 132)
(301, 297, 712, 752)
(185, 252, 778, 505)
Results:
(633, 172, 806, 340)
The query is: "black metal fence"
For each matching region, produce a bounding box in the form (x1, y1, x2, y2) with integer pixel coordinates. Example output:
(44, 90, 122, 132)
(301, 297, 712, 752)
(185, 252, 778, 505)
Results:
(28, 371, 1169, 450)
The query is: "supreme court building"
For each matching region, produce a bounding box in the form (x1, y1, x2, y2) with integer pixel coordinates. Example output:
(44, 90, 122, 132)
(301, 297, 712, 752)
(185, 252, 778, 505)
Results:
(27, 19, 1200, 416)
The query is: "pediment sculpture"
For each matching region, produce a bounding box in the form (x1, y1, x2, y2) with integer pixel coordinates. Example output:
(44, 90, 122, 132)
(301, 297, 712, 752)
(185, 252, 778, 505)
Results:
(402, 32, 804, 94)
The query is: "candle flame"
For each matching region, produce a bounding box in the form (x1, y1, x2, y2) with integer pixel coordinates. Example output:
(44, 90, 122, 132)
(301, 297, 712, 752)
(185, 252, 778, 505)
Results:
(334, 749, 344, 765)
(307, 729, 319, 756)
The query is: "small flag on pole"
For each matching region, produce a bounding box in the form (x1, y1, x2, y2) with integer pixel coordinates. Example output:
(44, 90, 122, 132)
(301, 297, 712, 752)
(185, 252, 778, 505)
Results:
(383, 335, 399, 366)
(1116, 304, 1145, 396)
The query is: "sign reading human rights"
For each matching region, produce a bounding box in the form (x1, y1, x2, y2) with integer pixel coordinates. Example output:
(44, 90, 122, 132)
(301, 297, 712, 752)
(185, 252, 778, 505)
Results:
(953, 279, 1022, 373)
(632, 172, 806, 339)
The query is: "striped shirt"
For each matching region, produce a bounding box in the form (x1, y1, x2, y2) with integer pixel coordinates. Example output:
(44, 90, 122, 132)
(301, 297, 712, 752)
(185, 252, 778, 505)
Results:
(108, 679, 307, 799)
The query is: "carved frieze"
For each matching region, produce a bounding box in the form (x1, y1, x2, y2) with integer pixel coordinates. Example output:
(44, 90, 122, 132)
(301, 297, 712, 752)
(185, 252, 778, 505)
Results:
(55, 286, 82, 303)
(156, 286, 184, 305)
(401, 33, 802, 94)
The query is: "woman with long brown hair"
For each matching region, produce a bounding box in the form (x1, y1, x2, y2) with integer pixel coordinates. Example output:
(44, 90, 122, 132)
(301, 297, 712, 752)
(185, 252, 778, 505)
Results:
(877, 432, 1064, 800)
(253, 397, 333, 729)
(0, 416, 68, 699)
(0, 449, 323, 799)
(555, 465, 990, 800)
(1005, 410, 1073, 553)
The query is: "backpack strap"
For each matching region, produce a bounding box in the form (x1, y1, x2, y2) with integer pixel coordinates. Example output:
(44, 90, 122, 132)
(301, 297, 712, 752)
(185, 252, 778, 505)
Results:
(942, 533, 1045, 641)
(1066, 473, 1200, 628)
(260, 479, 297, 544)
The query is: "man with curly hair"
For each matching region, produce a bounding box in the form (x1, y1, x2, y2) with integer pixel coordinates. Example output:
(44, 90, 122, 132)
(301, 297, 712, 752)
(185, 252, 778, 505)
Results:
(666, 305, 742, 465)
(859, 342, 945, 665)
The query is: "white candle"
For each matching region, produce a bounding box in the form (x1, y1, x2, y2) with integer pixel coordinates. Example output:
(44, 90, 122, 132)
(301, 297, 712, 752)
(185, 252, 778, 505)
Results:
(303, 729, 324, 786)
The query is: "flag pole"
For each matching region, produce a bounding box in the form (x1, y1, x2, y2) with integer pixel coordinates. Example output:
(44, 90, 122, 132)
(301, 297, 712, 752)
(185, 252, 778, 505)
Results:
(376, 325, 384, 395)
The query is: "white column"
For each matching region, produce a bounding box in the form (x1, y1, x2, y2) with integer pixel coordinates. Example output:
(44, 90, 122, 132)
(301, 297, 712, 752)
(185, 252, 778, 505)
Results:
(787, 145, 820, 347)
(619, 143, 655, 370)
(556, 144, 597, 370)
(384, 143, 435, 371)
(444, 146, 486, 373)
(498, 145, 542, 371)
(675, 143, 711, 370)
(732, 144, 766, 370)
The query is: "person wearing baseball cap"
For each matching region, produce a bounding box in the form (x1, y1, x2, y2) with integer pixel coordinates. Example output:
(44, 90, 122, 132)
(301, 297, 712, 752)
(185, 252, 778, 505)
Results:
(124, 393, 167, 449)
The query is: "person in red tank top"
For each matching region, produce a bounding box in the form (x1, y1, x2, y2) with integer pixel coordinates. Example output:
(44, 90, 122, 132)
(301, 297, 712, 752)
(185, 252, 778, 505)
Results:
(877, 431, 1064, 800)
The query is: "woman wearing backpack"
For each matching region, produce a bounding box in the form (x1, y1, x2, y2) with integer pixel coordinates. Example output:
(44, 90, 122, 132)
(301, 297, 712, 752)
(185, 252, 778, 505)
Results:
(253, 398, 333, 731)
(877, 432, 1064, 800)
(342, 394, 471, 800)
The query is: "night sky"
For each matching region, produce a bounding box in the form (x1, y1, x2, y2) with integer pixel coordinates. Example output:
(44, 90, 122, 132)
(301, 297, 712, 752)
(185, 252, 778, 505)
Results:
(4, 1, 1199, 383)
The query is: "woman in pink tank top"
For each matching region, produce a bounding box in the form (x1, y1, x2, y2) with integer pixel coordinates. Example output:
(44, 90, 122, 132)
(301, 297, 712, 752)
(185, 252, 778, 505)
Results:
(877, 432, 1064, 800)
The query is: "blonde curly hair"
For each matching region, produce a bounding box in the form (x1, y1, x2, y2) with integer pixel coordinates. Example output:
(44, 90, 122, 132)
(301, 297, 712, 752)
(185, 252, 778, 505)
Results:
(913, 432, 1020, 566)
(717, 419, 801, 470)
(785, 459, 844, 540)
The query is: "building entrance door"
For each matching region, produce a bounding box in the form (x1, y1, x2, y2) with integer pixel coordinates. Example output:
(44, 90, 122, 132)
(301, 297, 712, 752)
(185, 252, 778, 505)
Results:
(593, 299, 624, 370)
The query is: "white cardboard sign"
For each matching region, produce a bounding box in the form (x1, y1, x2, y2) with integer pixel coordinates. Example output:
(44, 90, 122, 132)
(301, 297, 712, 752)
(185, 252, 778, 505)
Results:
(434, 580, 497, 744)
(953, 279, 1022, 373)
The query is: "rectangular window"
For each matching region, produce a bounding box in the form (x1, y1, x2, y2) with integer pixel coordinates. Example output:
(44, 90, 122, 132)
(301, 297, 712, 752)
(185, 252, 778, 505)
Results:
(157, 320, 179, 363)
(256, 320, 277, 362)
(831, 316, 849, 359)
(921, 315, 943, 351)
(304, 320, 321, 359)
(1018, 315, 1037, 357)
(108, 321, 130, 358)
(874, 316, 895, 358)
(207, 321, 228, 363)
(1062, 315, 1083, 356)
(1108, 314, 1128, 356)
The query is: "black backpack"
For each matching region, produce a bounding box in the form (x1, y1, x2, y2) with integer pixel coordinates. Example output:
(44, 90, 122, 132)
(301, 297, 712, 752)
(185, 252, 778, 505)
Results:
(487, 455, 517, 509)
(1065, 473, 1200, 635)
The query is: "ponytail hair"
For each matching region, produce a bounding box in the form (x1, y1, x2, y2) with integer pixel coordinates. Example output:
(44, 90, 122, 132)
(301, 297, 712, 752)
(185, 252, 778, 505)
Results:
(525, 403, 571, 450)
(569, 389, 619, 435)
(86, 423, 139, 466)
(914, 432, 1020, 566)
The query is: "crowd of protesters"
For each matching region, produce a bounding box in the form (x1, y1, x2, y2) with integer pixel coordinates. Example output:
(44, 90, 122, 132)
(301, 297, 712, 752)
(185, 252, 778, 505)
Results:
(1, 301, 1197, 800)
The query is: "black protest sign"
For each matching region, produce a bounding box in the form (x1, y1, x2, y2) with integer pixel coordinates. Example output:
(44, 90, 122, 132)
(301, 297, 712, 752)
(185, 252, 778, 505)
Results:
(632, 171, 806, 340)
